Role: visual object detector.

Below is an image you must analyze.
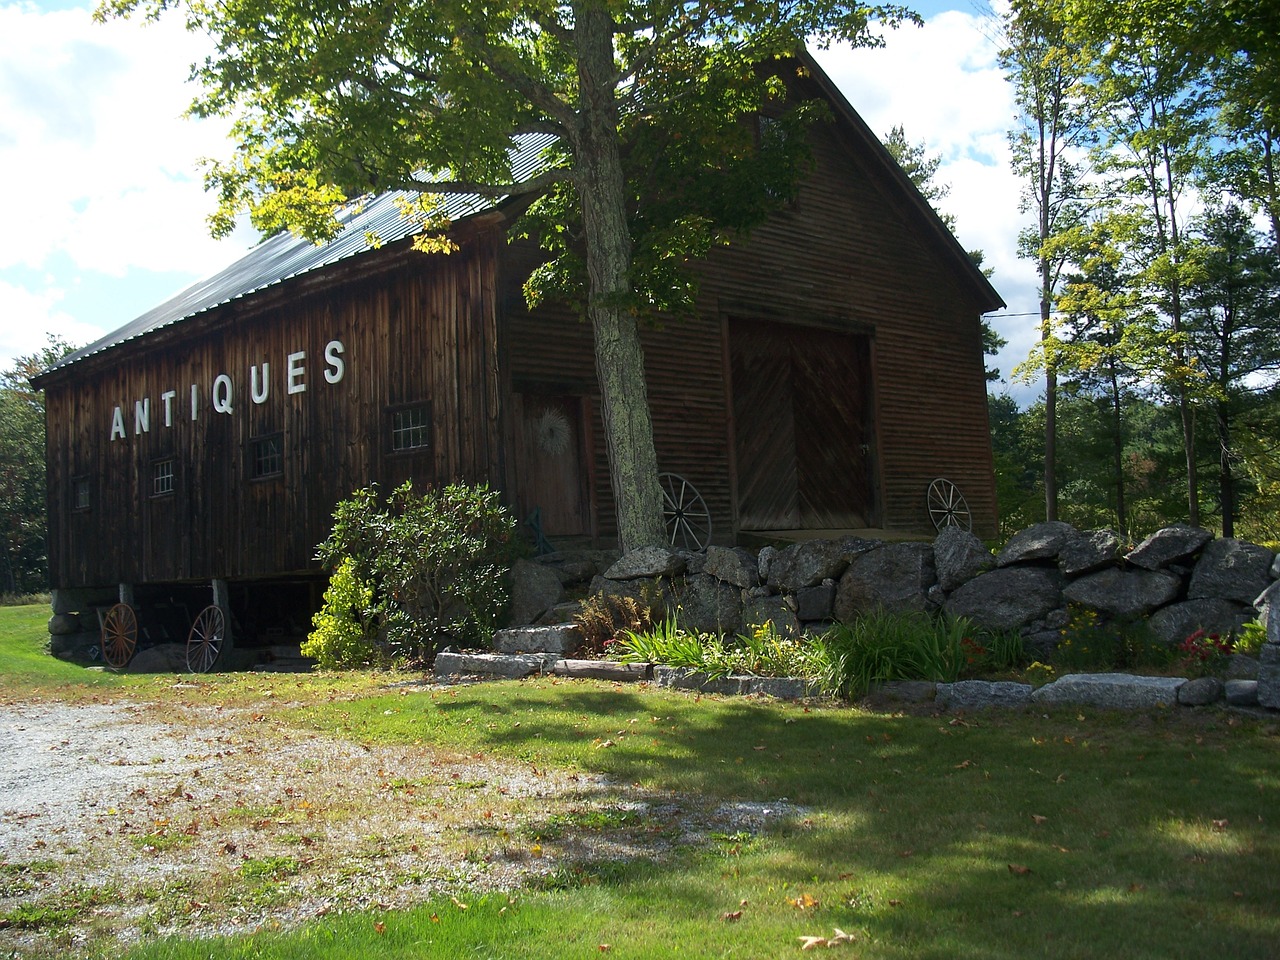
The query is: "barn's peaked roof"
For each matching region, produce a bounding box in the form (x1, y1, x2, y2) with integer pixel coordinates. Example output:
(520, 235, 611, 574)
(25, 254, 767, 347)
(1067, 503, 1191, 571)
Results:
(39, 133, 559, 378)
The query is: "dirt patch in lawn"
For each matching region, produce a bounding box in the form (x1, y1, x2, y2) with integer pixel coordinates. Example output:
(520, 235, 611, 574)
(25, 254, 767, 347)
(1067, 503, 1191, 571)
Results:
(0, 693, 792, 957)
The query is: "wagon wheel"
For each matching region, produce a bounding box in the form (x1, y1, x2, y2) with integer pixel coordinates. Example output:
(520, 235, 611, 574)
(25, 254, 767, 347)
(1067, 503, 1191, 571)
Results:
(186, 604, 225, 674)
(659, 472, 712, 551)
(927, 477, 972, 532)
(100, 603, 137, 668)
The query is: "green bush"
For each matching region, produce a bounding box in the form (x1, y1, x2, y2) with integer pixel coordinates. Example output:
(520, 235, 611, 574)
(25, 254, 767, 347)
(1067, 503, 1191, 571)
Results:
(311, 481, 519, 664)
(302, 558, 379, 668)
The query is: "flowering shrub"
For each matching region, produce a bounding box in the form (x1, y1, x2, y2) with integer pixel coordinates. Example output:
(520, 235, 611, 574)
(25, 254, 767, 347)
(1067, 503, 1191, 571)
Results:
(1176, 629, 1233, 677)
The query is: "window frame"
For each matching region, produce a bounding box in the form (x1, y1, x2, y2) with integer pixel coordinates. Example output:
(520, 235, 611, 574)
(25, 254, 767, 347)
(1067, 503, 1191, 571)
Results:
(150, 458, 175, 498)
(249, 433, 285, 481)
(72, 476, 91, 512)
(388, 401, 433, 454)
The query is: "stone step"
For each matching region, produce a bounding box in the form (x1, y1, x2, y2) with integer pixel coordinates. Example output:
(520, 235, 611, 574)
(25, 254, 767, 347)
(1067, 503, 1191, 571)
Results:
(491, 623, 582, 655)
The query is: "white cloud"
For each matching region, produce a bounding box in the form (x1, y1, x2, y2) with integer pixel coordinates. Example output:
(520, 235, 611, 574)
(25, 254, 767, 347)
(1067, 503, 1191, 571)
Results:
(0, 4, 244, 278)
(0, 279, 103, 368)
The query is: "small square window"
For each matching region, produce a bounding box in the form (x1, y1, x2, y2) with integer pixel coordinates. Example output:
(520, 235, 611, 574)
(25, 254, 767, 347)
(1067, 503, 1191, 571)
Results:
(251, 434, 284, 479)
(73, 477, 91, 512)
(391, 403, 431, 452)
(152, 459, 174, 497)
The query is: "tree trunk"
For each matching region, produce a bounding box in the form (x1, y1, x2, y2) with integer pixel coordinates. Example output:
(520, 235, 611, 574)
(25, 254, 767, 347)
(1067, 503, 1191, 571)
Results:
(572, 2, 665, 552)
(1107, 360, 1127, 536)
(1040, 256, 1058, 522)
(1217, 400, 1235, 538)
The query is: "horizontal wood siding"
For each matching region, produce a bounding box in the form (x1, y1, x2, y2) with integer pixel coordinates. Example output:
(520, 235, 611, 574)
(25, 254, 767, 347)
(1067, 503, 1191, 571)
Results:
(499, 75, 996, 543)
(44, 238, 502, 590)
(695, 82, 998, 538)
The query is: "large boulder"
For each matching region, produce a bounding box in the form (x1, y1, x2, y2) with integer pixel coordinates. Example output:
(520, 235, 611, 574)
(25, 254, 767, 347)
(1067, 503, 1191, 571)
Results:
(1059, 529, 1123, 578)
(604, 546, 686, 580)
(702, 546, 761, 589)
(996, 521, 1077, 567)
(676, 574, 744, 636)
(47, 613, 82, 636)
(933, 526, 994, 592)
(1147, 598, 1255, 647)
(507, 558, 565, 626)
(1126, 524, 1213, 571)
(943, 566, 1063, 632)
(1062, 568, 1181, 619)
(1260, 643, 1280, 710)
(742, 595, 800, 637)
(834, 542, 936, 620)
(1187, 538, 1275, 606)
(767, 539, 867, 593)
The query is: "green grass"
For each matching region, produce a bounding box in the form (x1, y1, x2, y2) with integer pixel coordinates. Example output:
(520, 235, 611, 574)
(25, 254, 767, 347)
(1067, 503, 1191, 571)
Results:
(0, 603, 125, 694)
(116, 678, 1273, 960)
(2, 605, 1278, 959)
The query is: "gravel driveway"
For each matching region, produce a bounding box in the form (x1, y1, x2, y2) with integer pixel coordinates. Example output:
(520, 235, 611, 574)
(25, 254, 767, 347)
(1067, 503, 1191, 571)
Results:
(0, 694, 780, 956)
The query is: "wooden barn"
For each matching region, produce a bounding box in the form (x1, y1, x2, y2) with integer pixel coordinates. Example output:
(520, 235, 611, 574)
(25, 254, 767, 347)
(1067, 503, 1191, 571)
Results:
(33, 52, 1003, 666)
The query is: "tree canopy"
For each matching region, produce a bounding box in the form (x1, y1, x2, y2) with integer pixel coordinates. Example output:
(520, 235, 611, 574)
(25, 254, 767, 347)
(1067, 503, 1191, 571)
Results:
(99, 0, 918, 551)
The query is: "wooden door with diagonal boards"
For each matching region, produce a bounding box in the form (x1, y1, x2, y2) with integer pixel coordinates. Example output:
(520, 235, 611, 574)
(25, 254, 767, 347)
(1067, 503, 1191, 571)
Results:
(730, 319, 874, 531)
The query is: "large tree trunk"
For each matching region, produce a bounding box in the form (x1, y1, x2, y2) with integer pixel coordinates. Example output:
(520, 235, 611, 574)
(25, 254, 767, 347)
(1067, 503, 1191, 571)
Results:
(1107, 360, 1127, 536)
(572, 2, 665, 552)
(1217, 401, 1235, 538)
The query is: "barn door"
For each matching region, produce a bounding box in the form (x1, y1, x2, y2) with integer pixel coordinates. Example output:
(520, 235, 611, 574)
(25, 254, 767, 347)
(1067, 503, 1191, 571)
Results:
(730, 319, 875, 531)
(515, 394, 592, 537)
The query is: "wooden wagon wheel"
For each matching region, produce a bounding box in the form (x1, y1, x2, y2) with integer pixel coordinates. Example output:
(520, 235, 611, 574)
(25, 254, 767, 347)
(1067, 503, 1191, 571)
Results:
(100, 603, 137, 668)
(927, 477, 972, 532)
(659, 472, 712, 551)
(186, 604, 226, 674)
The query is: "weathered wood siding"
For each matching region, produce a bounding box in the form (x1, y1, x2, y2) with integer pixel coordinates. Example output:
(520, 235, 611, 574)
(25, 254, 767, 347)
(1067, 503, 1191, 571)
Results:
(503, 74, 997, 542)
(43, 237, 503, 590)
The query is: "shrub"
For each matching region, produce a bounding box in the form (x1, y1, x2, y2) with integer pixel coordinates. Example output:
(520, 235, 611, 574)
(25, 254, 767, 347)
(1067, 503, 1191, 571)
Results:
(311, 481, 519, 664)
(302, 558, 379, 668)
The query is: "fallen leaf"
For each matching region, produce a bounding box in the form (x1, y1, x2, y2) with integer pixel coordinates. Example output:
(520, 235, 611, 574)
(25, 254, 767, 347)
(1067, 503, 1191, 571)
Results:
(598, 944, 611, 952)
(1032, 814, 1048, 825)
(799, 936, 829, 950)
(721, 910, 743, 922)
(888, 899, 902, 907)
(1212, 819, 1229, 831)
(787, 893, 820, 911)
(1008, 864, 1032, 876)
(374, 922, 386, 935)
(955, 759, 972, 769)
(1128, 883, 1146, 892)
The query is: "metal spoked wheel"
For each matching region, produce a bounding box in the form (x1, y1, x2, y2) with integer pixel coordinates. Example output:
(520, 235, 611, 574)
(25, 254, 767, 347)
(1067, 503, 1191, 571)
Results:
(927, 477, 972, 532)
(186, 604, 226, 674)
(659, 472, 712, 551)
(101, 603, 138, 668)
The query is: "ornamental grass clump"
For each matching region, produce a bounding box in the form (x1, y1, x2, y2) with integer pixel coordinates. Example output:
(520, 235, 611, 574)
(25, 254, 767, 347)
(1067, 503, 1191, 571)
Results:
(814, 609, 989, 699)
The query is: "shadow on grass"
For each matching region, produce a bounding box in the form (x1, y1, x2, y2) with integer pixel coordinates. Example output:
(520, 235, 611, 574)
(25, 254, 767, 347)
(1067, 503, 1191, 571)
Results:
(188, 681, 1280, 958)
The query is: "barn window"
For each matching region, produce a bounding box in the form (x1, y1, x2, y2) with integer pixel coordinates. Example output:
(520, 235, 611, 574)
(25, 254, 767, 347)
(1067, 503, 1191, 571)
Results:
(390, 402, 432, 452)
(72, 477, 91, 512)
(152, 459, 175, 497)
(251, 434, 284, 479)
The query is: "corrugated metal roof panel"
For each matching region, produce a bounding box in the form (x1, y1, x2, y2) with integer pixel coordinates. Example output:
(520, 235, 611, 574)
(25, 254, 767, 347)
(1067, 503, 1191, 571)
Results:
(44, 133, 558, 376)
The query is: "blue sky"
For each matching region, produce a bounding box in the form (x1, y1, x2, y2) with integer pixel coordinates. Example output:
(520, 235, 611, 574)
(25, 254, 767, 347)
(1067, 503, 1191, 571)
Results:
(1, 0, 1038, 399)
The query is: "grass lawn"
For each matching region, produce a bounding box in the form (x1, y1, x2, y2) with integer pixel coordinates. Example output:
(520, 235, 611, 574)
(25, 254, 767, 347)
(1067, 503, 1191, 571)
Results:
(3, 603, 1279, 958)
